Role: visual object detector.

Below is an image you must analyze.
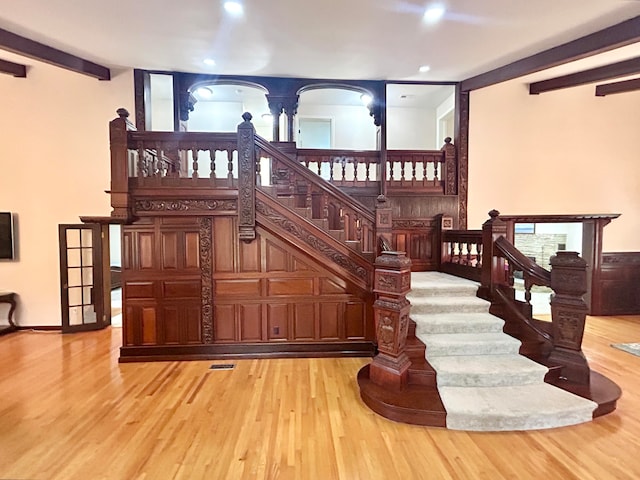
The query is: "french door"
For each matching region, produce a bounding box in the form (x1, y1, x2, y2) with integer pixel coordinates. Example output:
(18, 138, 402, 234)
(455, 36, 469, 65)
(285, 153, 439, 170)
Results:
(59, 224, 111, 333)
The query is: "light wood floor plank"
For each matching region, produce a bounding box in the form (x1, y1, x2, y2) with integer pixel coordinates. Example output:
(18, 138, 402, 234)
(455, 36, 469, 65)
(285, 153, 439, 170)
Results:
(1, 315, 640, 479)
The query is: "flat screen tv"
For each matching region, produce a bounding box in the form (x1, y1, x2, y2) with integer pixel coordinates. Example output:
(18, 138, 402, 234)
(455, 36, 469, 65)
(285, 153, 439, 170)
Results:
(0, 212, 15, 260)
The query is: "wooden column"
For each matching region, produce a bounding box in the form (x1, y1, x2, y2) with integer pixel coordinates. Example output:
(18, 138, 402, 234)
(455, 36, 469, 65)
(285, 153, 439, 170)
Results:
(548, 251, 590, 384)
(266, 95, 283, 142)
(237, 112, 256, 242)
(109, 108, 135, 221)
(375, 195, 393, 255)
(478, 209, 508, 300)
(370, 251, 412, 389)
(442, 137, 456, 195)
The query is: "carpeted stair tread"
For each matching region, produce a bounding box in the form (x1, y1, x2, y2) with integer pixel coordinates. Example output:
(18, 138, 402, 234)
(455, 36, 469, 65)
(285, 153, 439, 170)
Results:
(439, 383, 598, 431)
(428, 354, 549, 387)
(418, 332, 522, 357)
(410, 272, 480, 294)
(408, 295, 490, 315)
(412, 312, 504, 334)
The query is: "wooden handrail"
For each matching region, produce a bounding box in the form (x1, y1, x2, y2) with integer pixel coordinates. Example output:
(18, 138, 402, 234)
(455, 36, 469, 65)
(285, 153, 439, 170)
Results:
(494, 236, 551, 287)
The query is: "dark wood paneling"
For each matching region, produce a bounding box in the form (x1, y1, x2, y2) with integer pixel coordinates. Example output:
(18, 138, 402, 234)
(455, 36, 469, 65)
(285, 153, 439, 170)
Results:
(267, 278, 314, 296)
(162, 280, 200, 298)
(213, 216, 235, 272)
(594, 252, 640, 315)
(345, 302, 366, 339)
(239, 304, 262, 341)
(319, 303, 340, 340)
(293, 303, 315, 340)
(214, 279, 261, 296)
(214, 304, 236, 342)
(392, 218, 438, 271)
(267, 303, 289, 340)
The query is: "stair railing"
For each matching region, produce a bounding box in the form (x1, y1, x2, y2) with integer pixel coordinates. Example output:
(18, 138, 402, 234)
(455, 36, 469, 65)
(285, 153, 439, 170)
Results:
(478, 209, 591, 384)
(251, 122, 377, 254)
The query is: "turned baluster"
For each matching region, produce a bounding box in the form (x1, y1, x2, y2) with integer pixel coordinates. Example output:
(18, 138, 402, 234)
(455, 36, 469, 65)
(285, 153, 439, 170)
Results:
(192, 148, 199, 180)
(365, 161, 371, 183)
(466, 242, 472, 266)
(411, 159, 417, 182)
(475, 241, 483, 268)
(400, 159, 406, 182)
(209, 149, 216, 181)
(434, 160, 439, 182)
(341, 158, 347, 183)
(450, 241, 456, 263)
(388, 160, 395, 181)
(353, 158, 359, 184)
(423, 159, 428, 184)
(137, 142, 146, 177)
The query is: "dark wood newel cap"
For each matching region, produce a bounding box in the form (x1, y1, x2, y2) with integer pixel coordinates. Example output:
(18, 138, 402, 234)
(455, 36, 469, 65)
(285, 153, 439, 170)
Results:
(376, 194, 388, 204)
(488, 209, 500, 219)
(444, 137, 452, 144)
(242, 112, 253, 122)
(116, 108, 130, 118)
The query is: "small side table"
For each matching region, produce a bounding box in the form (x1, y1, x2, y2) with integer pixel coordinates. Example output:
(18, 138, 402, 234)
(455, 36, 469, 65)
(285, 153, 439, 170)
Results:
(0, 292, 17, 335)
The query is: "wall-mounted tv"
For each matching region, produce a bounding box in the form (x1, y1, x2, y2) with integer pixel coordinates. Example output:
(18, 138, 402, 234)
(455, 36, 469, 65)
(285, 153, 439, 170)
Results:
(0, 212, 15, 260)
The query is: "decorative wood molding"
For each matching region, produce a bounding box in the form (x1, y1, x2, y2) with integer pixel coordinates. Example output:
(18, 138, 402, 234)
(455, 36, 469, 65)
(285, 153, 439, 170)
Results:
(0, 57, 26, 77)
(255, 199, 369, 281)
(595, 77, 640, 96)
(134, 199, 237, 213)
(237, 113, 257, 242)
(529, 57, 640, 94)
(199, 217, 213, 344)
(133, 69, 150, 130)
(392, 219, 435, 229)
(456, 89, 469, 229)
(0, 27, 110, 80)
(460, 15, 640, 92)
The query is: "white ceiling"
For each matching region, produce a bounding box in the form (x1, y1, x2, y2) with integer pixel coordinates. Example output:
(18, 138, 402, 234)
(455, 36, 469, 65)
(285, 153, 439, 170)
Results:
(1, 1, 640, 83)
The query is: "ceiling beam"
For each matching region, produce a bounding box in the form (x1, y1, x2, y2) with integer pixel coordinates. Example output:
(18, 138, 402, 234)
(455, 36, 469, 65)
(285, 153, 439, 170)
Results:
(529, 57, 640, 94)
(0, 58, 26, 77)
(595, 77, 640, 96)
(460, 15, 640, 92)
(0, 27, 110, 80)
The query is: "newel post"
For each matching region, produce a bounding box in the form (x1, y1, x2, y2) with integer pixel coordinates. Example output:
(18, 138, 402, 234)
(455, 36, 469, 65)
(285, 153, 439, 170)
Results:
(370, 251, 412, 389)
(442, 137, 456, 195)
(478, 209, 508, 300)
(375, 195, 393, 254)
(548, 251, 590, 384)
(237, 112, 256, 242)
(109, 108, 135, 221)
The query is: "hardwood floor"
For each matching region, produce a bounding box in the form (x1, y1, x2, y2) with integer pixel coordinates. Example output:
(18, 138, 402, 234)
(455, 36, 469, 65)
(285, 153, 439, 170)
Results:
(1, 315, 640, 480)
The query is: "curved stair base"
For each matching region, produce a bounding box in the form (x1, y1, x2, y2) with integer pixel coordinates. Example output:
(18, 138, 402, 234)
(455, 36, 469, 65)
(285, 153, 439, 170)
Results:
(357, 365, 446, 427)
(546, 370, 622, 418)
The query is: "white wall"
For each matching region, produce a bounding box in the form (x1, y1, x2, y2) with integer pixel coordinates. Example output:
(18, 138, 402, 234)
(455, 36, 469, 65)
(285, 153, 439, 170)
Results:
(295, 104, 377, 150)
(0, 54, 134, 326)
(468, 78, 640, 251)
(387, 106, 437, 150)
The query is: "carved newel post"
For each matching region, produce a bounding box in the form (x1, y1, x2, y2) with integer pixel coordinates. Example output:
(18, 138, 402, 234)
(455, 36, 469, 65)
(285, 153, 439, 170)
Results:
(478, 209, 508, 300)
(109, 108, 135, 221)
(370, 251, 412, 389)
(237, 112, 256, 242)
(375, 195, 393, 255)
(548, 251, 590, 384)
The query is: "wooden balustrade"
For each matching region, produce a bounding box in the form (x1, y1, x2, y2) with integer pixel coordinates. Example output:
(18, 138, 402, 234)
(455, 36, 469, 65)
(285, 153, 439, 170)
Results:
(439, 229, 483, 281)
(386, 150, 446, 193)
(297, 149, 380, 187)
(255, 136, 376, 253)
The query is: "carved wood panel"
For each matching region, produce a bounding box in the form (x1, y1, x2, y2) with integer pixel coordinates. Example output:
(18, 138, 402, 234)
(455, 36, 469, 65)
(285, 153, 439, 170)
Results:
(392, 218, 438, 271)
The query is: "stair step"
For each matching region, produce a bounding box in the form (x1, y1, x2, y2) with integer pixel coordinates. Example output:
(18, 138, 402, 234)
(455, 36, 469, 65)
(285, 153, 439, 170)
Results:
(410, 272, 480, 297)
(439, 383, 597, 431)
(345, 240, 362, 253)
(407, 295, 490, 315)
(328, 229, 345, 242)
(418, 332, 521, 357)
(429, 354, 548, 387)
(412, 312, 504, 334)
(310, 218, 328, 229)
(294, 207, 311, 219)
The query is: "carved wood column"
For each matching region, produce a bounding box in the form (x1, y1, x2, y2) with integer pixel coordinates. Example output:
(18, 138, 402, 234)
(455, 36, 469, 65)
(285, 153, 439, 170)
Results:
(109, 108, 135, 221)
(375, 195, 393, 255)
(442, 137, 456, 195)
(548, 251, 590, 384)
(478, 209, 508, 300)
(237, 112, 256, 242)
(370, 251, 412, 389)
(266, 95, 283, 142)
(283, 96, 299, 142)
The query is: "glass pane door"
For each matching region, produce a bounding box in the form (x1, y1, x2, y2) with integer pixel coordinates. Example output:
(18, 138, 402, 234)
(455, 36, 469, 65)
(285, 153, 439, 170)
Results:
(59, 224, 109, 333)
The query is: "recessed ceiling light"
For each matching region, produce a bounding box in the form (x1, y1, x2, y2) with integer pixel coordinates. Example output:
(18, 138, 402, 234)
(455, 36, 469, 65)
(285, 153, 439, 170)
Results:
(203, 58, 216, 66)
(195, 87, 213, 99)
(224, 1, 244, 16)
(419, 65, 431, 73)
(360, 93, 372, 106)
(423, 4, 445, 23)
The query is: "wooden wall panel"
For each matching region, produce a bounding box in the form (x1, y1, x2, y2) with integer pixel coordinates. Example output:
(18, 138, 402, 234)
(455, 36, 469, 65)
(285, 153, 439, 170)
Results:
(319, 302, 341, 340)
(214, 304, 236, 342)
(162, 232, 178, 269)
(293, 303, 315, 340)
(392, 219, 438, 271)
(141, 307, 157, 345)
(214, 279, 261, 296)
(594, 252, 640, 315)
(267, 278, 314, 296)
(266, 242, 288, 272)
(267, 303, 289, 340)
(138, 233, 155, 270)
(240, 237, 260, 272)
(162, 281, 200, 299)
(185, 232, 200, 269)
(345, 301, 366, 339)
(213, 217, 235, 272)
(163, 306, 180, 344)
(239, 304, 262, 341)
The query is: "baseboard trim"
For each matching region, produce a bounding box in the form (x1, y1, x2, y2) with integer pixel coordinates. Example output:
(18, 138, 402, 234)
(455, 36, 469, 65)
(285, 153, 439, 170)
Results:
(119, 341, 376, 362)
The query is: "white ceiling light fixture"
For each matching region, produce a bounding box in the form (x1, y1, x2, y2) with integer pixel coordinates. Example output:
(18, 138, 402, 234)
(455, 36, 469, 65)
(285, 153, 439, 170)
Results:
(195, 86, 213, 99)
(419, 65, 431, 73)
(203, 58, 216, 67)
(360, 93, 373, 106)
(423, 3, 446, 24)
(224, 1, 244, 16)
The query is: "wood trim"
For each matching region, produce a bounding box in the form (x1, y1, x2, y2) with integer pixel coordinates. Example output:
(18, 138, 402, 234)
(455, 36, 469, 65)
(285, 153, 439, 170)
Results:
(0, 57, 26, 77)
(460, 15, 640, 92)
(16, 325, 62, 331)
(0, 27, 110, 80)
(529, 57, 640, 94)
(119, 341, 375, 362)
(596, 76, 640, 96)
